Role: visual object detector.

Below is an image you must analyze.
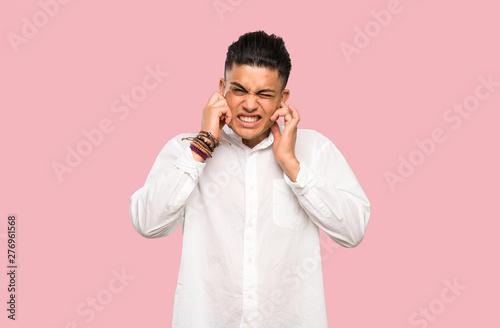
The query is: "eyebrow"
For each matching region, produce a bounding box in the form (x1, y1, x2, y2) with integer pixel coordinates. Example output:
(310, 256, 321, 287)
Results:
(229, 82, 276, 94)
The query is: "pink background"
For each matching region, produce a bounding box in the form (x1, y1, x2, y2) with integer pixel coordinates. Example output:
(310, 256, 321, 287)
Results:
(1, 0, 499, 327)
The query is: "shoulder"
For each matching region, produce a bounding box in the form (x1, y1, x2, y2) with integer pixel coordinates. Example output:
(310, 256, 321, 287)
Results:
(292, 127, 347, 163)
(295, 127, 336, 147)
(157, 132, 198, 156)
(171, 131, 198, 143)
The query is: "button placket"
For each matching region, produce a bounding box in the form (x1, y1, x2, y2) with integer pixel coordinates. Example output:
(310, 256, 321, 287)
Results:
(241, 149, 259, 324)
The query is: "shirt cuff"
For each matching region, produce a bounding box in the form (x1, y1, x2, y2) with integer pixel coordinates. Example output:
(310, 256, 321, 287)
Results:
(283, 160, 334, 219)
(283, 161, 318, 196)
(174, 145, 206, 180)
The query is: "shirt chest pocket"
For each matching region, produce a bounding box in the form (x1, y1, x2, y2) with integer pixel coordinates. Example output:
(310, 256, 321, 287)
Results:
(272, 179, 307, 231)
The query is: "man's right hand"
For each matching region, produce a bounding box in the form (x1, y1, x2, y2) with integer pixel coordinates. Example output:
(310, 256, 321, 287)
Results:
(190, 92, 232, 163)
(200, 91, 232, 139)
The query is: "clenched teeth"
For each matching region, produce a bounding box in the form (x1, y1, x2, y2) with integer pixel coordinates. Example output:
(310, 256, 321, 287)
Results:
(239, 116, 261, 123)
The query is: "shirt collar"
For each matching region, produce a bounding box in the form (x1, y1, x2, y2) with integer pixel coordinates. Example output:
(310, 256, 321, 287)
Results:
(222, 124, 276, 151)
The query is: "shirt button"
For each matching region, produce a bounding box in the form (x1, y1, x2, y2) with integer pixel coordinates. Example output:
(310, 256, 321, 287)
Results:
(248, 257, 253, 263)
(250, 185, 255, 191)
(248, 222, 254, 227)
(248, 293, 253, 299)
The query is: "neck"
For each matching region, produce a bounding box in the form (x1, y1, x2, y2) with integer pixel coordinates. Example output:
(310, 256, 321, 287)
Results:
(242, 128, 271, 149)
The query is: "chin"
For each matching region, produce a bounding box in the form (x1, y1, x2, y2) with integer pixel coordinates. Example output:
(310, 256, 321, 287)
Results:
(236, 129, 260, 140)
(229, 120, 272, 142)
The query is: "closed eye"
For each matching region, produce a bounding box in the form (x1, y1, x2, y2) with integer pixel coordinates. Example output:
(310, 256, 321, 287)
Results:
(231, 88, 246, 96)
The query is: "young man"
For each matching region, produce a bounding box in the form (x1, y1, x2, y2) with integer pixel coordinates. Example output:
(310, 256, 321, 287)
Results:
(129, 31, 370, 327)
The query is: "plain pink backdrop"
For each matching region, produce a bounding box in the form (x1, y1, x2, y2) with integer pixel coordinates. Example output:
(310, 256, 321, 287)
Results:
(1, 0, 499, 327)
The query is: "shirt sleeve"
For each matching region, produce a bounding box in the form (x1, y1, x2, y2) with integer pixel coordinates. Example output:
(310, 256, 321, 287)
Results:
(129, 136, 206, 238)
(283, 134, 371, 248)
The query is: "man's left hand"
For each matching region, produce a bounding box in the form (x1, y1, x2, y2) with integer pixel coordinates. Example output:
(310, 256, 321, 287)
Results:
(270, 102, 301, 182)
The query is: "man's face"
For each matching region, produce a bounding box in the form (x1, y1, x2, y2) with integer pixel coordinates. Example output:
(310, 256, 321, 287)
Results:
(220, 64, 289, 148)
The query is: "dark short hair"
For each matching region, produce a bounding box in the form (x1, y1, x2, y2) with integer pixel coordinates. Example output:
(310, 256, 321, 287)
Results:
(224, 31, 292, 90)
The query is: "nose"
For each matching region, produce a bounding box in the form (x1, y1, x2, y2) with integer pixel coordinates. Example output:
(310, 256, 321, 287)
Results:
(242, 93, 259, 112)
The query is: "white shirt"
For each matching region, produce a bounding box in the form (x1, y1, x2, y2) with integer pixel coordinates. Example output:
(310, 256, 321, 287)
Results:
(129, 124, 370, 328)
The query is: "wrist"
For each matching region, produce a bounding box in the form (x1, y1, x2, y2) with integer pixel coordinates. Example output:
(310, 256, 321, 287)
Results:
(280, 157, 300, 182)
(277, 154, 298, 167)
(190, 149, 205, 163)
(182, 131, 232, 163)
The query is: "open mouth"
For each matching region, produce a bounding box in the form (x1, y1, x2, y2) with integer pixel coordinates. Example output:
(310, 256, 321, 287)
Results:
(238, 115, 262, 123)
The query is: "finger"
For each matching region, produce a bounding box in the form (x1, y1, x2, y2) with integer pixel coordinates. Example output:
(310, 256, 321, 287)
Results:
(280, 102, 289, 120)
(211, 101, 232, 124)
(283, 104, 300, 125)
(208, 103, 230, 119)
(210, 98, 228, 108)
(223, 106, 232, 124)
(269, 107, 289, 121)
(270, 121, 281, 141)
(270, 102, 288, 120)
(216, 106, 231, 118)
(288, 104, 300, 121)
(207, 91, 225, 106)
(281, 105, 300, 135)
(275, 109, 292, 124)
